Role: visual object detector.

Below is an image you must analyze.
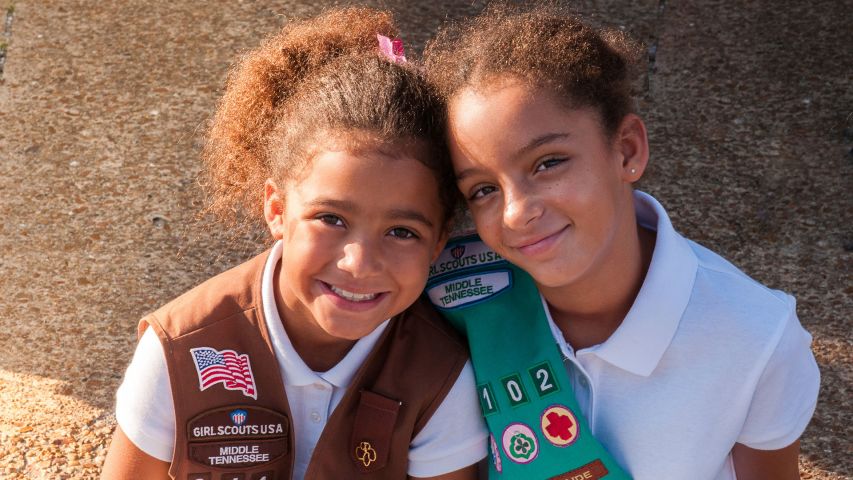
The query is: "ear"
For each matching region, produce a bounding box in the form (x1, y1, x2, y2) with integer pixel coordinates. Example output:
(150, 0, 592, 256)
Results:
(615, 114, 650, 183)
(264, 179, 286, 240)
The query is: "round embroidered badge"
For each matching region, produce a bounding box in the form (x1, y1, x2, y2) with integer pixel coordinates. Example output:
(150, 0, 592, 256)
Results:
(501, 422, 539, 464)
(489, 434, 503, 473)
(540, 404, 580, 447)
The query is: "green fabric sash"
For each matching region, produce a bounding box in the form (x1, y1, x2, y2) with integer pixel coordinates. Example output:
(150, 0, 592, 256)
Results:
(426, 235, 631, 480)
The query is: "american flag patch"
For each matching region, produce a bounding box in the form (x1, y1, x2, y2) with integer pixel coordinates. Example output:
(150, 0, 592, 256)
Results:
(190, 347, 257, 399)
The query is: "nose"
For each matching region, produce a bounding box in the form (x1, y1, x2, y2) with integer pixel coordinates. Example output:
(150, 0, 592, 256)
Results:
(502, 184, 544, 230)
(337, 239, 383, 278)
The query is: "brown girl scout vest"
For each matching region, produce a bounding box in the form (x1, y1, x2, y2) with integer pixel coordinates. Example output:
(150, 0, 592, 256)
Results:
(138, 250, 469, 480)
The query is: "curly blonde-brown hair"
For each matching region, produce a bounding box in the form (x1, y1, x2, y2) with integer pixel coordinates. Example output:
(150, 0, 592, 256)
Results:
(424, 2, 644, 137)
(202, 7, 457, 233)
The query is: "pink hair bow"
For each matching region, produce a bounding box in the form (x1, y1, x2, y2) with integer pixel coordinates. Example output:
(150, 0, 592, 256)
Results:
(377, 33, 407, 64)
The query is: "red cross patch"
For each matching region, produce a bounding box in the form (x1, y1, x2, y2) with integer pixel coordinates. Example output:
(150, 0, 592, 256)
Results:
(540, 405, 579, 447)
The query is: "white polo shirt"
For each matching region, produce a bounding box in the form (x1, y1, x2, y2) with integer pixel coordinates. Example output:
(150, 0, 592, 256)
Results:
(116, 241, 488, 479)
(545, 191, 820, 480)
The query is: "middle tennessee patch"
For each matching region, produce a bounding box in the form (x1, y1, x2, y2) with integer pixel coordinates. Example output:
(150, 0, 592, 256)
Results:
(427, 271, 512, 309)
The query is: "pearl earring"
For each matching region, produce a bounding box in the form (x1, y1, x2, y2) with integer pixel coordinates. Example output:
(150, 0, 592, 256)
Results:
(630, 168, 637, 174)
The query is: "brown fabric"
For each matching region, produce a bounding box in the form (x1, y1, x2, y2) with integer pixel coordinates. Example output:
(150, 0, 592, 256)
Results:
(350, 390, 401, 473)
(306, 299, 469, 479)
(548, 459, 609, 480)
(139, 249, 469, 480)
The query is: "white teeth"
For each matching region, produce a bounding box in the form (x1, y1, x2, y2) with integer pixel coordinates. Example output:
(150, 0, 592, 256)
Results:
(329, 285, 378, 302)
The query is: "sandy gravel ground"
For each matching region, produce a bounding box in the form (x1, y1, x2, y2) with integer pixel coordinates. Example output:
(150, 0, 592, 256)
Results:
(0, 0, 849, 479)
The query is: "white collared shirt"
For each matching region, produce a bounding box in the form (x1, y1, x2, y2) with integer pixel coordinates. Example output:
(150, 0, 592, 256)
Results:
(544, 191, 819, 480)
(116, 241, 488, 478)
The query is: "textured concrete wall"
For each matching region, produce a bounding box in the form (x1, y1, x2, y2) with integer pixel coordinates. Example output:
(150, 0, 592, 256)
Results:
(0, 1, 849, 478)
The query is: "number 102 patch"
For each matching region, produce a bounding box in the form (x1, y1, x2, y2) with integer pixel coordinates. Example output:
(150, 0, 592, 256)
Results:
(477, 361, 561, 416)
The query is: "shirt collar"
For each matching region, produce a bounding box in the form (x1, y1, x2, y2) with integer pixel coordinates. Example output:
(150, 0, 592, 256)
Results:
(261, 240, 390, 388)
(546, 191, 698, 376)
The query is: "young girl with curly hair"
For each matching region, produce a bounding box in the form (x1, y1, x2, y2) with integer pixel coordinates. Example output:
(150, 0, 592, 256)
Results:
(423, 4, 819, 479)
(101, 8, 487, 480)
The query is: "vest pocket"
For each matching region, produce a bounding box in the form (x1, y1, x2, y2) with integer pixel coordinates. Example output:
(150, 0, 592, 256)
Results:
(350, 390, 402, 473)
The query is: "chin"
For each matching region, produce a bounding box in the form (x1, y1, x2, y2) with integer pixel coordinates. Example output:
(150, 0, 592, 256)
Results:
(525, 265, 578, 289)
(321, 326, 364, 342)
(320, 319, 379, 341)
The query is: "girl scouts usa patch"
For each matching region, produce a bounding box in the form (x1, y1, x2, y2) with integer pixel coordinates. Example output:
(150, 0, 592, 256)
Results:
(190, 347, 257, 399)
(187, 406, 289, 470)
(427, 236, 513, 310)
(428, 239, 503, 279)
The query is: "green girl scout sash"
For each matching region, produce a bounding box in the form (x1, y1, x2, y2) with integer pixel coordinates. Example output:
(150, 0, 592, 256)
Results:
(426, 234, 631, 480)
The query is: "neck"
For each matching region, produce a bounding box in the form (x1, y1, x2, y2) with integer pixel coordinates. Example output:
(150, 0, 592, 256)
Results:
(273, 261, 356, 372)
(541, 218, 656, 351)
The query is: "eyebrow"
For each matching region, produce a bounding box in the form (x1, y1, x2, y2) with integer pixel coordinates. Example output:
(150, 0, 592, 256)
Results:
(456, 132, 571, 182)
(306, 199, 434, 228)
(515, 132, 571, 157)
(387, 208, 435, 228)
(306, 198, 358, 212)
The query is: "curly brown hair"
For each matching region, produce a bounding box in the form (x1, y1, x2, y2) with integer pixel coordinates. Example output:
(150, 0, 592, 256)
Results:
(424, 2, 644, 137)
(202, 7, 457, 234)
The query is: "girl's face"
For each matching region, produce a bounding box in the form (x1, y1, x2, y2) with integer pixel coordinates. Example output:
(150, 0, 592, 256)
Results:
(447, 80, 646, 289)
(265, 146, 447, 342)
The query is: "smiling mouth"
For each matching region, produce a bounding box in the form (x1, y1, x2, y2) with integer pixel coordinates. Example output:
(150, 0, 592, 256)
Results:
(327, 284, 381, 302)
(512, 225, 570, 255)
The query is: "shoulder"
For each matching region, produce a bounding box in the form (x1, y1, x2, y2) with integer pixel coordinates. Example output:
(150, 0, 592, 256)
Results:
(688, 240, 793, 324)
(684, 242, 820, 450)
(677, 239, 802, 370)
(142, 250, 270, 339)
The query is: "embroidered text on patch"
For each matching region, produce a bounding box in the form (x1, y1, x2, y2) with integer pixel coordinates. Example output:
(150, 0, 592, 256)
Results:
(427, 271, 511, 309)
(190, 347, 257, 399)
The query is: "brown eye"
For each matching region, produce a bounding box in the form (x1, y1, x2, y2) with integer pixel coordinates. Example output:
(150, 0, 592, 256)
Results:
(389, 227, 418, 239)
(470, 185, 497, 200)
(317, 214, 345, 227)
(535, 157, 568, 172)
